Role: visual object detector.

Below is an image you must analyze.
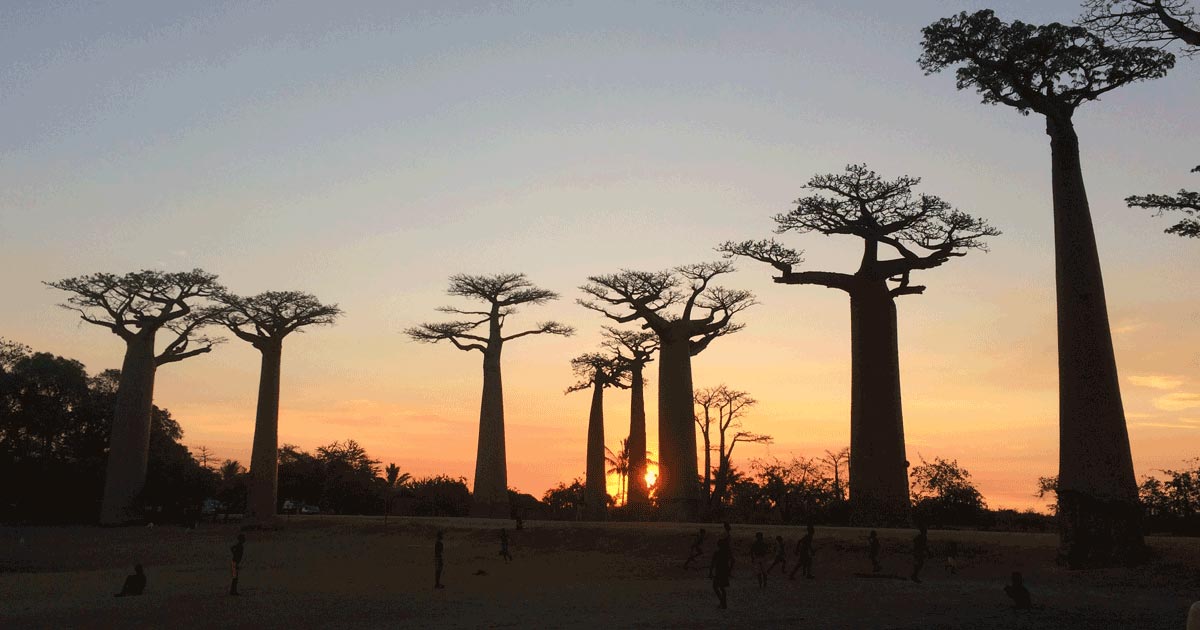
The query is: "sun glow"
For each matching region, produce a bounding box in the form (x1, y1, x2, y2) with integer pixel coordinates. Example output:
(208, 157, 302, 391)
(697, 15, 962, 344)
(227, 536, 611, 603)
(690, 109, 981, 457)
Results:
(644, 466, 658, 489)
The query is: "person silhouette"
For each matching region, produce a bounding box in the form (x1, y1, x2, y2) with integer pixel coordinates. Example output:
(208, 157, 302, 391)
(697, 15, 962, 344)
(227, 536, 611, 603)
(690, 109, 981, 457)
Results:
(684, 528, 707, 569)
(766, 535, 787, 576)
(944, 541, 959, 575)
(721, 521, 732, 542)
(434, 531, 446, 589)
(114, 564, 146, 597)
(750, 532, 769, 588)
(1004, 572, 1031, 609)
(789, 524, 815, 579)
(911, 526, 928, 583)
(499, 528, 512, 562)
(867, 530, 882, 573)
(229, 534, 245, 596)
(709, 536, 733, 609)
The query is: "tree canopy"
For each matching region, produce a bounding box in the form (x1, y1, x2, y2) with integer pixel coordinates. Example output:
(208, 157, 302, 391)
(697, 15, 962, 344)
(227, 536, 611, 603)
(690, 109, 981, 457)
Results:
(1080, 0, 1199, 54)
(406, 273, 573, 352)
(1126, 166, 1200, 238)
(217, 290, 343, 348)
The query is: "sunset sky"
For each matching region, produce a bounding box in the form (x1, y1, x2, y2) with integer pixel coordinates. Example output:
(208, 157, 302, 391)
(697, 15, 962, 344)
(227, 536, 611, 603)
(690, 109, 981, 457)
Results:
(2, 1, 1197, 511)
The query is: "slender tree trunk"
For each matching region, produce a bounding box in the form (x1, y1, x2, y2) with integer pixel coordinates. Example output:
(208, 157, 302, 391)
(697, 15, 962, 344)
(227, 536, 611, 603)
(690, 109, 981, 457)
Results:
(100, 333, 157, 525)
(657, 335, 699, 521)
(847, 281, 911, 527)
(626, 364, 649, 509)
(1046, 114, 1143, 567)
(471, 347, 510, 517)
(701, 415, 712, 505)
(246, 342, 282, 527)
(584, 381, 607, 520)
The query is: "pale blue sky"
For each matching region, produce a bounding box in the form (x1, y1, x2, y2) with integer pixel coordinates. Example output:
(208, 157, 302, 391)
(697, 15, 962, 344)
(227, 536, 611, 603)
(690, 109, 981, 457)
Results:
(2, 1, 1197, 508)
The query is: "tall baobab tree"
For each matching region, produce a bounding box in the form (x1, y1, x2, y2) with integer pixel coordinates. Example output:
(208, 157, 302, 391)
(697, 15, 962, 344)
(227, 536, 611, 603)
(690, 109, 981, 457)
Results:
(721, 165, 998, 526)
(1126, 166, 1200, 238)
(407, 274, 574, 517)
(920, 10, 1174, 567)
(46, 270, 223, 524)
(601, 327, 658, 508)
(216, 290, 342, 527)
(566, 351, 631, 520)
(1080, 0, 1199, 53)
(579, 262, 755, 520)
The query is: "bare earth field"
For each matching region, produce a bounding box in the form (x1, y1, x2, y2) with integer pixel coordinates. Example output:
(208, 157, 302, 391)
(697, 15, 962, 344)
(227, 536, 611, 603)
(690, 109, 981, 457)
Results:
(2, 517, 1197, 629)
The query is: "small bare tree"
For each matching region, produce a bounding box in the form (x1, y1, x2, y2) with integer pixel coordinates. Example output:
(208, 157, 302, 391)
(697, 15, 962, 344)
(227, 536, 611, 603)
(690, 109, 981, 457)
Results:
(46, 269, 223, 524)
(694, 385, 770, 508)
(579, 262, 754, 520)
(216, 290, 342, 527)
(566, 351, 631, 520)
(407, 273, 574, 517)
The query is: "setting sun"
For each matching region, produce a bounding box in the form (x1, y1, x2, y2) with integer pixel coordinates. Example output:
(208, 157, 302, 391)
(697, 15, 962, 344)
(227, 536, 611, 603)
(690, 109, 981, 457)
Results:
(644, 466, 658, 490)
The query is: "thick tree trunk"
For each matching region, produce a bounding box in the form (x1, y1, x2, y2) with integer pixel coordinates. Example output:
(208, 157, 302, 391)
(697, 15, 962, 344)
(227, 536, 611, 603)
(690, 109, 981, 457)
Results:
(625, 365, 649, 509)
(100, 333, 158, 525)
(847, 282, 911, 527)
(656, 335, 700, 521)
(584, 382, 607, 520)
(1046, 115, 1144, 567)
(246, 342, 282, 527)
(471, 348, 510, 517)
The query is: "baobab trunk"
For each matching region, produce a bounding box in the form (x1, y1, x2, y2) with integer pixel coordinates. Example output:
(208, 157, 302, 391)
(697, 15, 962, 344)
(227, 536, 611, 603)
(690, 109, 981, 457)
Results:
(99, 333, 157, 525)
(1046, 114, 1143, 567)
(246, 342, 282, 527)
(471, 348, 510, 517)
(626, 364, 649, 509)
(656, 336, 700, 521)
(584, 381, 607, 520)
(847, 282, 911, 527)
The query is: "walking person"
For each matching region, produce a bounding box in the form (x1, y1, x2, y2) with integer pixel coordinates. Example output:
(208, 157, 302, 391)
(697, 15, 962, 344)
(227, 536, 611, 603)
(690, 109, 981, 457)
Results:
(911, 526, 928, 583)
(750, 532, 769, 589)
(709, 536, 733, 610)
(684, 528, 707, 569)
(766, 535, 788, 576)
(499, 528, 512, 563)
(229, 534, 245, 596)
(789, 524, 815, 580)
(867, 530, 882, 573)
(434, 531, 446, 589)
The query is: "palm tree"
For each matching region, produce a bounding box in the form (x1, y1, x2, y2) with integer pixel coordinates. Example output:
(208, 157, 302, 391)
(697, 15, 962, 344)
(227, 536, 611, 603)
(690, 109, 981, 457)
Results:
(605, 440, 631, 505)
(383, 462, 411, 526)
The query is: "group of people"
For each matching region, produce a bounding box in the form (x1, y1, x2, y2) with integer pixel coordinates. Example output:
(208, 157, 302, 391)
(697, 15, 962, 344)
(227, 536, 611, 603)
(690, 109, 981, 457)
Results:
(113, 533, 246, 598)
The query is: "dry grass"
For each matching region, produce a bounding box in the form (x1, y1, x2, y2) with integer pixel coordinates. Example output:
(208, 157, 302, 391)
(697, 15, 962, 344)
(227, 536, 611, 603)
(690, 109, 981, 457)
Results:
(2, 517, 1197, 629)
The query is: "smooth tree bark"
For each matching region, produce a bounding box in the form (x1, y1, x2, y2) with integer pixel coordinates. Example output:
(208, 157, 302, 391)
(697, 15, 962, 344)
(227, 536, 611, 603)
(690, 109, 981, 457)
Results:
(45, 270, 223, 524)
(721, 165, 998, 527)
(217, 290, 342, 527)
(407, 274, 574, 517)
(920, 10, 1173, 566)
(1080, 0, 1200, 52)
(1126, 166, 1200, 238)
(566, 351, 631, 520)
(580, 262, 754, 521)
(602, 327, 658, 509)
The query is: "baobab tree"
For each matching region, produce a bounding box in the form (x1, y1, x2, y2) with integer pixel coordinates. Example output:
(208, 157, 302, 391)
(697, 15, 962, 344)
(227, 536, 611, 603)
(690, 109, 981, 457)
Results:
(1080, 0, 1199, 53)
(216, 290, 342, 527)
(920, 10, 1174, 566)
(1126, 166, 1200, 238)
(721, 165, 998, 526)
(566, 351, 631, 520)
(601, 326, 658, 508)
(579, 262, 755, 520)
(407, 274, 574, 517)
(694, 385, 770, 509)
(821, 447, 851, 502)
(46, 270, 223, 524)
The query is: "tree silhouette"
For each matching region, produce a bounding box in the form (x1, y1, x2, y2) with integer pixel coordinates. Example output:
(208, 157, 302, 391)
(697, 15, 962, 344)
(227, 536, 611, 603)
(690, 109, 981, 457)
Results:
(721, 165, 997, 526)
(920, 10, 1174, 566)
(1080, 0, 1199, 54)
(1126, 166, 1200, 238)
(821, 447, 851, 502)
(216, 290, 342, 527)
(566, 351, 631, 520)
(601, 327, 658, 508)
(605, 439, 631, 505)
(46, 270, 223, 524)
(694, 385, 769, 510)
(579, 262, 755, 520)
(407, 273, 574, 517)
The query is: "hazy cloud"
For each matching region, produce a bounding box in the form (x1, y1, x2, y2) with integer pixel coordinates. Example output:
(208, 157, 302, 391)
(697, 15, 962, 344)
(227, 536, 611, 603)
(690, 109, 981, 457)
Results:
(1153, 392, 1200, 412)
(1128, 374, 1184, 390)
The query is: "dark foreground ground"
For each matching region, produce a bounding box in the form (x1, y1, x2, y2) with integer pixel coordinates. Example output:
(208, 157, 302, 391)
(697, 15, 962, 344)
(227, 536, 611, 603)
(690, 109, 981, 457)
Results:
(2, 517, 1197, 629)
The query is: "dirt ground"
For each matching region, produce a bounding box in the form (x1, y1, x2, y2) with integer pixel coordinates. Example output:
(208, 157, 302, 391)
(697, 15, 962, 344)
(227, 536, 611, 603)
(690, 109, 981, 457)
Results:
(2, 516, 1197, 629)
